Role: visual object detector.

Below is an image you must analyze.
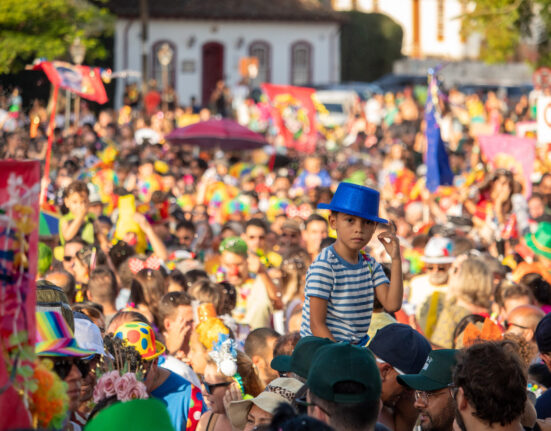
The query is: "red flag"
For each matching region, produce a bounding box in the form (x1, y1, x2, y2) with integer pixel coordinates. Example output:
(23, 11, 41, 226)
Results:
(478, 134, 536, 197)
(262, 84, 317, 153)
(34, 60, 108, 104)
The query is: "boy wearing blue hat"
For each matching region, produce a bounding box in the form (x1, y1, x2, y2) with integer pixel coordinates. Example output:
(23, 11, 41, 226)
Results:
(300, 182, 403, 344)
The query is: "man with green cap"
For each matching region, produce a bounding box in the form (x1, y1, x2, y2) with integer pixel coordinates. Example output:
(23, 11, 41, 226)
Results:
(513, 221, 551, 285)
(271, 335, 333, 381)
(219, 236, 280, 328)
(397, 349, 458, 431)
(303, 342, 382, 431)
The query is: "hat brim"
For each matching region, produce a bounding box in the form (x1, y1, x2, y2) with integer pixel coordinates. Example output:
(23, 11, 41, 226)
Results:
(525, 233, 551, 260)
(228, 399, 254, 429)
(421, 256, 456, 264)
(397, 374, 449, 392)
(37, 339, 96, 357)
(229, 392, 293, 429)
(270, 355, 291, 373)
(317, 203, 388, 224)
(143, 341, 166, 361)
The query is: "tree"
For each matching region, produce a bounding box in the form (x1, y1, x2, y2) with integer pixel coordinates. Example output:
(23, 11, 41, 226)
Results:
(0, 0, 115, 74)
(461, 0, 551, 65)
(340, 12, 403, 82)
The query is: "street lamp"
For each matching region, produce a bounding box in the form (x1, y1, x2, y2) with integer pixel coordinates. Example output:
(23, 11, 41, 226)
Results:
(157, 43, 174, 112)
(70, 38, 86, 128)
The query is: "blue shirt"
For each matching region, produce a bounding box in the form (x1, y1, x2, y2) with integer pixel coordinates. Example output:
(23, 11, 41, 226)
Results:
(300, 245, 389, 342)
(151, 370, 207, 431)
(536, 389, 551, 419)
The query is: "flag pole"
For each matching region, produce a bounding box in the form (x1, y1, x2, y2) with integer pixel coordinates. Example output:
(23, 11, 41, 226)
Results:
(42, 85, 59, 203)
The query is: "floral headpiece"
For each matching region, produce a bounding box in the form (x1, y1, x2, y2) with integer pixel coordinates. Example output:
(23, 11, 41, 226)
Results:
(93, 370, 148, 403)
(93, 334, 149, 404)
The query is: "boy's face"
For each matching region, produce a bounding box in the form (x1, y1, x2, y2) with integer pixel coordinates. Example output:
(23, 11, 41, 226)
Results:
(64, 192, 89, 215)
(330, 212, 377, 252)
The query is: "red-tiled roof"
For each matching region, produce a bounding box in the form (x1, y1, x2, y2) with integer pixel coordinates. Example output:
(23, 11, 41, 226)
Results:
(107, 0, 342, 22)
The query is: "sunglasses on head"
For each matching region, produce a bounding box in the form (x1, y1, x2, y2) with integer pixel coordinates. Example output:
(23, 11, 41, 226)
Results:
(202, 380, 231, 395)
(52, 357, 91, 379)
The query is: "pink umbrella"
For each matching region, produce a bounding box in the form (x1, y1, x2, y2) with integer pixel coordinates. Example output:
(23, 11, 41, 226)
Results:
(165, 118, 267, 150)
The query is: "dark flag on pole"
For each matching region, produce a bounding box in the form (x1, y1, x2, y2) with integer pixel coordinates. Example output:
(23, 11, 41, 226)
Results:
(425, 68, 454, 193)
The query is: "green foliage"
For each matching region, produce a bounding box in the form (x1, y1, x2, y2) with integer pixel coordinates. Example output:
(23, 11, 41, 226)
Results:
(0, 0, 115, 74)
(340, 11, 403, 82)
(461, 0, 551, 66)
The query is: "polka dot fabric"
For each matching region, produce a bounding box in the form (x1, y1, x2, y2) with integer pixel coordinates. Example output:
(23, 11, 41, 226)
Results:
(115, 321, 166, 360)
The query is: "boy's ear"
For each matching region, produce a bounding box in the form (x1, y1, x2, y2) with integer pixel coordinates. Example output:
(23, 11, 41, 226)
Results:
(328, 213, 337, 230)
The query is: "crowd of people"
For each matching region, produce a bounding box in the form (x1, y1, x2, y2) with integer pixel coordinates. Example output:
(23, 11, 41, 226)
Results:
(3, 76, 551, 431)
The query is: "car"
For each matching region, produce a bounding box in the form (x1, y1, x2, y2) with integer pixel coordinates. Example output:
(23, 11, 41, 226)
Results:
(315, 90, 359, 127)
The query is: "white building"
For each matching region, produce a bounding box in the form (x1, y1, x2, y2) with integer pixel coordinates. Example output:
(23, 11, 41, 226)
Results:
(332, 0, 480, 60)
(110, 0, 341, 109)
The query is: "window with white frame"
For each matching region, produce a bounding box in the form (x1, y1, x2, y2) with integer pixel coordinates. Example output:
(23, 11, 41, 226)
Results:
(291, 41, 312, 86)
(249, 41, 271, 86)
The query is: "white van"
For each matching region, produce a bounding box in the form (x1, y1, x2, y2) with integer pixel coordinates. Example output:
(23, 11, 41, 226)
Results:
(315, 90, 359, 128)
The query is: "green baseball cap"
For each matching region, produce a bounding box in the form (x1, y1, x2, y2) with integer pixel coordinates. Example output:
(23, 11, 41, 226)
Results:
(219, 236, 248, 256)
(307, 342, 381, 403)
(397, 349, 458, 391)
(271, 336, 333, 379)
(85, 399, 175, 431)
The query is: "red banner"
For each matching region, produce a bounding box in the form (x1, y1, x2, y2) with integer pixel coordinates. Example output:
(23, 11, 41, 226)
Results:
(34, 60, 108, 104)
(262, 84, 317, 153)
(478, 134, 536, 197)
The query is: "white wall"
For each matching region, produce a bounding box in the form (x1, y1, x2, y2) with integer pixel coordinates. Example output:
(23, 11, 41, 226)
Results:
(332, 0, 477, 60)
(114, 19, 340, 109)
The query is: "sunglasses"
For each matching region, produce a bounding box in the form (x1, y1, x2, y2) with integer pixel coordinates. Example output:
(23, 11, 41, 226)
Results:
(52, 357, 91, 379)
(202, 380, 231, 395)
(504, 321, 530, 331)
(63, 255, 75, 262)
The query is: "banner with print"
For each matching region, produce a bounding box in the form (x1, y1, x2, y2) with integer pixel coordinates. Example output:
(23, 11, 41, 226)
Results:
(34, 60, 108, 104)
(478, 134, 536, 197)
(262, 84, 317, 153)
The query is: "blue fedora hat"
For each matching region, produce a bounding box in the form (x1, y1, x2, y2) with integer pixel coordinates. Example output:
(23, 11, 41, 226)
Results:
(318, 183, 388, 224)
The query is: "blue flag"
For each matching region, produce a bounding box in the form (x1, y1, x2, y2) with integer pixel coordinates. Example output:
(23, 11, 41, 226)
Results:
(425, 73, 454, 193)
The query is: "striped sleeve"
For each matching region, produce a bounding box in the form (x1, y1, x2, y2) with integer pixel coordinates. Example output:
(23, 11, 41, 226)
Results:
(371, 260, 390, 288)
(305, 260, 334, 300)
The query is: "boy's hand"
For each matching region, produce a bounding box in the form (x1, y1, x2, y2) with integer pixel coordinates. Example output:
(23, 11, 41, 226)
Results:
(74, 203, 88, 220)
(378, 230, 401, 260)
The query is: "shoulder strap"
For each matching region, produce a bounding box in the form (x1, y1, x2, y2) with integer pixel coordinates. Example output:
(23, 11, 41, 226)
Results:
(206, 413, 219, 431)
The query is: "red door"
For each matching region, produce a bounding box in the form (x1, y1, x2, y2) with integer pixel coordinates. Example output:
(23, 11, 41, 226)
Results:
(202, 42, 224, 107)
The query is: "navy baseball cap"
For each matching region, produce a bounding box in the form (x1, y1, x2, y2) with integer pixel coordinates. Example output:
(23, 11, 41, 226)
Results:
(536, 313, 551, 353)
(368, 323, 432, 374)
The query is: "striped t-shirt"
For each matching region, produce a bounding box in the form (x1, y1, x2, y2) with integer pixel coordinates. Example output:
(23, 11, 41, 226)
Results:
(300, 245, 389, 343)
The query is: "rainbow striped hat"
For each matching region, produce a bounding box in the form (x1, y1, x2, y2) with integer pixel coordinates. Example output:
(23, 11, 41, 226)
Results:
(36, 310, 95, 357)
